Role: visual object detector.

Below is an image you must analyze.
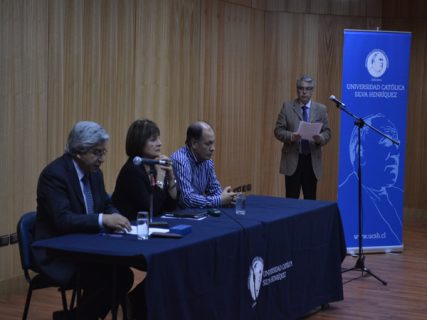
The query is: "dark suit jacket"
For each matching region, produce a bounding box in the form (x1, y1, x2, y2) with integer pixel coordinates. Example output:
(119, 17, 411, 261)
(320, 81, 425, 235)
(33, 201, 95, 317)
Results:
(274, 99, 331, 180)
(32, 153, 117, 285)
(112, 158, 176, 221)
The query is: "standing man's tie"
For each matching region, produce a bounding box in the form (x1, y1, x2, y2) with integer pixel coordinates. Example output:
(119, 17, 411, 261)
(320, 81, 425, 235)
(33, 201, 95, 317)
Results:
(82, 174, 94, 214)
(301, 106, 310, 155)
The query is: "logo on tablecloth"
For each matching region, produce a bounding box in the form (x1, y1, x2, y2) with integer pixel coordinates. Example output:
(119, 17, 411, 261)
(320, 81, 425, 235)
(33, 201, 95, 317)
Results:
(248, 257, 264, 307)
(248, 257, 294, 308)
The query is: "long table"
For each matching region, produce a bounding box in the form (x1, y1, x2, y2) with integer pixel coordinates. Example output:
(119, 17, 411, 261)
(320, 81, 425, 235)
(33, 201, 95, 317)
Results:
(33, 195, 346, 319)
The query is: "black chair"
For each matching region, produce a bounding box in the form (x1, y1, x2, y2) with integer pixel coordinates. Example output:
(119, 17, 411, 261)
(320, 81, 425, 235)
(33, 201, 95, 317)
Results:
(17, 211, 75, 320)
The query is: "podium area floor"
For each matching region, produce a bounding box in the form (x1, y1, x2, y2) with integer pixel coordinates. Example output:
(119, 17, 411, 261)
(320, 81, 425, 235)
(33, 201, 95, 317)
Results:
(1, 218, 426, 320)
(309, 216, 427, 320)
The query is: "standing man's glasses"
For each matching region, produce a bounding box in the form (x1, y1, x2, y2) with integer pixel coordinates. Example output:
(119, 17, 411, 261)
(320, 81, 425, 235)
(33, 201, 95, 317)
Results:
(297, 86, 314, 91)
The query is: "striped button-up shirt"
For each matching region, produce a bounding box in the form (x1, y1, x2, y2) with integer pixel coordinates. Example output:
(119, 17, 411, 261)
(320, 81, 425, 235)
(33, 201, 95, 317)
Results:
(171, 146, 222, 208)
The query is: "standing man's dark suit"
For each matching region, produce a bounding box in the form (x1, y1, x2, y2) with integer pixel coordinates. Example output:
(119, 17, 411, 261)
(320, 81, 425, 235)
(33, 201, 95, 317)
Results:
(32, 121, 133, 319)
(274, 76, 331, 199)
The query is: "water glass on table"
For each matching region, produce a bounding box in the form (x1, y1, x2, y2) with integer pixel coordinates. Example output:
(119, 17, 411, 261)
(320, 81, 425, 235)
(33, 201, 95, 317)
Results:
(235, 193, 246, 215)
(137, 211, 149, 240)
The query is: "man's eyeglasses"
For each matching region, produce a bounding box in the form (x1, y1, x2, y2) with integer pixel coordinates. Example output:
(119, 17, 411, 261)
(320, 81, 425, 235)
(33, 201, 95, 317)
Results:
(297, 86, 314, 91)
(89, 148, 108, 157)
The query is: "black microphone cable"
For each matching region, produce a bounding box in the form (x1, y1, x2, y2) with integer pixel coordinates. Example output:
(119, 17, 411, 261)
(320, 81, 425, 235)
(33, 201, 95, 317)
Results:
(217, 206, 247, 236)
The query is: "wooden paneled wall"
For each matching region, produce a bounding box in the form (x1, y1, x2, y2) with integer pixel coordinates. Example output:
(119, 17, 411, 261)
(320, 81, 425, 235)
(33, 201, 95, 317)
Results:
(1, 0, 426, 295)
(45, 0, 201, 189)
(0, 0, 49, 294)
(200, 1, 266, 189)
(381, 0, 427, 212)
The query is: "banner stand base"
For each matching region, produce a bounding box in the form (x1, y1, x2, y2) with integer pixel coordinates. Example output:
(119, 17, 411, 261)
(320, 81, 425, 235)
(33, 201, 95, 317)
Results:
(346, 245, 403, 255)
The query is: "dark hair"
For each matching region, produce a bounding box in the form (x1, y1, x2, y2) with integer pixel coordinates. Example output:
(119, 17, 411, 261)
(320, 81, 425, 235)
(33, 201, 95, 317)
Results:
(185, 121, 212, 146)
(65, 121, 109, 156)
(125, 119, 160, 158)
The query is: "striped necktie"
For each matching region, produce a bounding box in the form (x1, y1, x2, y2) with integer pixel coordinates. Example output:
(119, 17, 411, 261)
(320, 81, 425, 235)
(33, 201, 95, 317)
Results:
(82, 174, 94, 214)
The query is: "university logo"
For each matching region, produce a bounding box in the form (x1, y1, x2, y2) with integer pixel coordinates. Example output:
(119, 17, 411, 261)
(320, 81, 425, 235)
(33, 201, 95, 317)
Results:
(247, 257, 264, 307)
(365, 49, 389, 78)
(247, 257, 293, 308)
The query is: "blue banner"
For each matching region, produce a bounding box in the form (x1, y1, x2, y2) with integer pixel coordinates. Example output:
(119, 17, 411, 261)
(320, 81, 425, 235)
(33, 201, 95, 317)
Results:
(337, 30, 411, 252)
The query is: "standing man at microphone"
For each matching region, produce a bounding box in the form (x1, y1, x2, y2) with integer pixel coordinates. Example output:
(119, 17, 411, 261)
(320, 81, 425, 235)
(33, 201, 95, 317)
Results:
(274, 75, 331, 200)
(171, 121, 236, 208)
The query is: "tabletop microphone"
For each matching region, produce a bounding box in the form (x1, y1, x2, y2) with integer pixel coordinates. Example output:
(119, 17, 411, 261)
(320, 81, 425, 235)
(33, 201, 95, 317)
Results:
(133, 156, 171, 166)
(329, 95, 346, 107)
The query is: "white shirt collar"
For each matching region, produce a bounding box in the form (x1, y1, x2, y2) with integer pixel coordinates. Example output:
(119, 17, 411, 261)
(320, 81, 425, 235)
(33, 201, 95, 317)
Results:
(72, 159, 85, 181)
(302, 100, 312, 110)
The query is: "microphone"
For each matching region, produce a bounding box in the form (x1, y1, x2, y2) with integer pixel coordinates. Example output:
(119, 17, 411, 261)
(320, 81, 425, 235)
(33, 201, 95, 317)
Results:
(133, 156, 171, 166)
(329, 95, 346, 107)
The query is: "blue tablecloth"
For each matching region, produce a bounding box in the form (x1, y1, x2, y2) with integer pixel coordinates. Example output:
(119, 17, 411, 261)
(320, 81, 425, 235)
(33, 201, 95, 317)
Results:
(33, 195, 345, 319)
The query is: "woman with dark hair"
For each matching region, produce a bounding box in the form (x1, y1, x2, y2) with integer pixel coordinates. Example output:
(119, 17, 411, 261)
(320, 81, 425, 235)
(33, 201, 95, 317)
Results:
(112, 119, 177, 221)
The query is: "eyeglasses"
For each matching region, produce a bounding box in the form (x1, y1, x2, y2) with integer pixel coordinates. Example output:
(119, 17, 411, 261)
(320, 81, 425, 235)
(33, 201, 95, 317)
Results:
(297, 86, 314, 91)
(89, 148, 108, 157)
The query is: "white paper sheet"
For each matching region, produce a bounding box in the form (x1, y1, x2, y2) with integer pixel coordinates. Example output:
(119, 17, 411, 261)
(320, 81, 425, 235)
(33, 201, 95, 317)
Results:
(119, 226, 170, 235)
(297, 121, 322, 141)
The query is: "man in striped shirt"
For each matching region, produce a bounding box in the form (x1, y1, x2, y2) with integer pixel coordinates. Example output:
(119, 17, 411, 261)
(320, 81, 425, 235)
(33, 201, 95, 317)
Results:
(171, 121, 236, 208)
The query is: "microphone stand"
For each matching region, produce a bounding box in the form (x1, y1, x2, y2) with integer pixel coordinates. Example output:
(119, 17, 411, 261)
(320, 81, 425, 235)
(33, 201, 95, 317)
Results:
(148, 164, 156, 224)
(333, 100, 398, 286)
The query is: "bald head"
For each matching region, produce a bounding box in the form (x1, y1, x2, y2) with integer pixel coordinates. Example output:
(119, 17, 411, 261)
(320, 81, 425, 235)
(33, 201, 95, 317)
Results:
(185, 121, 212, 145)
(186, 121, 215, 161)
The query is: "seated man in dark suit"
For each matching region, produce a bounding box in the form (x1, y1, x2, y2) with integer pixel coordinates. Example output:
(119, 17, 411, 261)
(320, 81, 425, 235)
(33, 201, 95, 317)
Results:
(32, 121, 134, 320)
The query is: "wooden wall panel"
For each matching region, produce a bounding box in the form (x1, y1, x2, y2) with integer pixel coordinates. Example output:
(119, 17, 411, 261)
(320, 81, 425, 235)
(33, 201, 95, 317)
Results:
(134, 0, 201, 160)
(0, 0, 48, 292)
(381, 16, 427, 210)
(46, 0, 200, 190)
(200, 1, 265, 190)
(382, 0, 427, 19)
(224, 0, 252, 8)
(91, 0, 136, 189)
(262, 12, 300, 197)
(381, 0, 427, 211)
(46, 0, 66, 161)
(228, 0, 382, 16)
(47, 0, 137, 189)
(258, 0, 381, 16)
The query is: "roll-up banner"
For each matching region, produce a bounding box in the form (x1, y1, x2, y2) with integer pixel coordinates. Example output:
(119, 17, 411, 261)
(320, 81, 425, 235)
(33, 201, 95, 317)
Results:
(337, 30, 411, 253)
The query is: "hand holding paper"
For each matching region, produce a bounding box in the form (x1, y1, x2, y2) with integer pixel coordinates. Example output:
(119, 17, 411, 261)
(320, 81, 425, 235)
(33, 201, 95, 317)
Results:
(297, 122, 322, 141)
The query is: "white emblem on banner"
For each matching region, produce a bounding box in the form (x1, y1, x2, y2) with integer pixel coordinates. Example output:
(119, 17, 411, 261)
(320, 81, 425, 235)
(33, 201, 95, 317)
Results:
(365, 49, 389, 78)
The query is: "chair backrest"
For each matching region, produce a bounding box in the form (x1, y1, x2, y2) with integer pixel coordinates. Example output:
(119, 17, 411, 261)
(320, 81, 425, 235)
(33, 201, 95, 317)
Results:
(17, 211, 37, 276)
